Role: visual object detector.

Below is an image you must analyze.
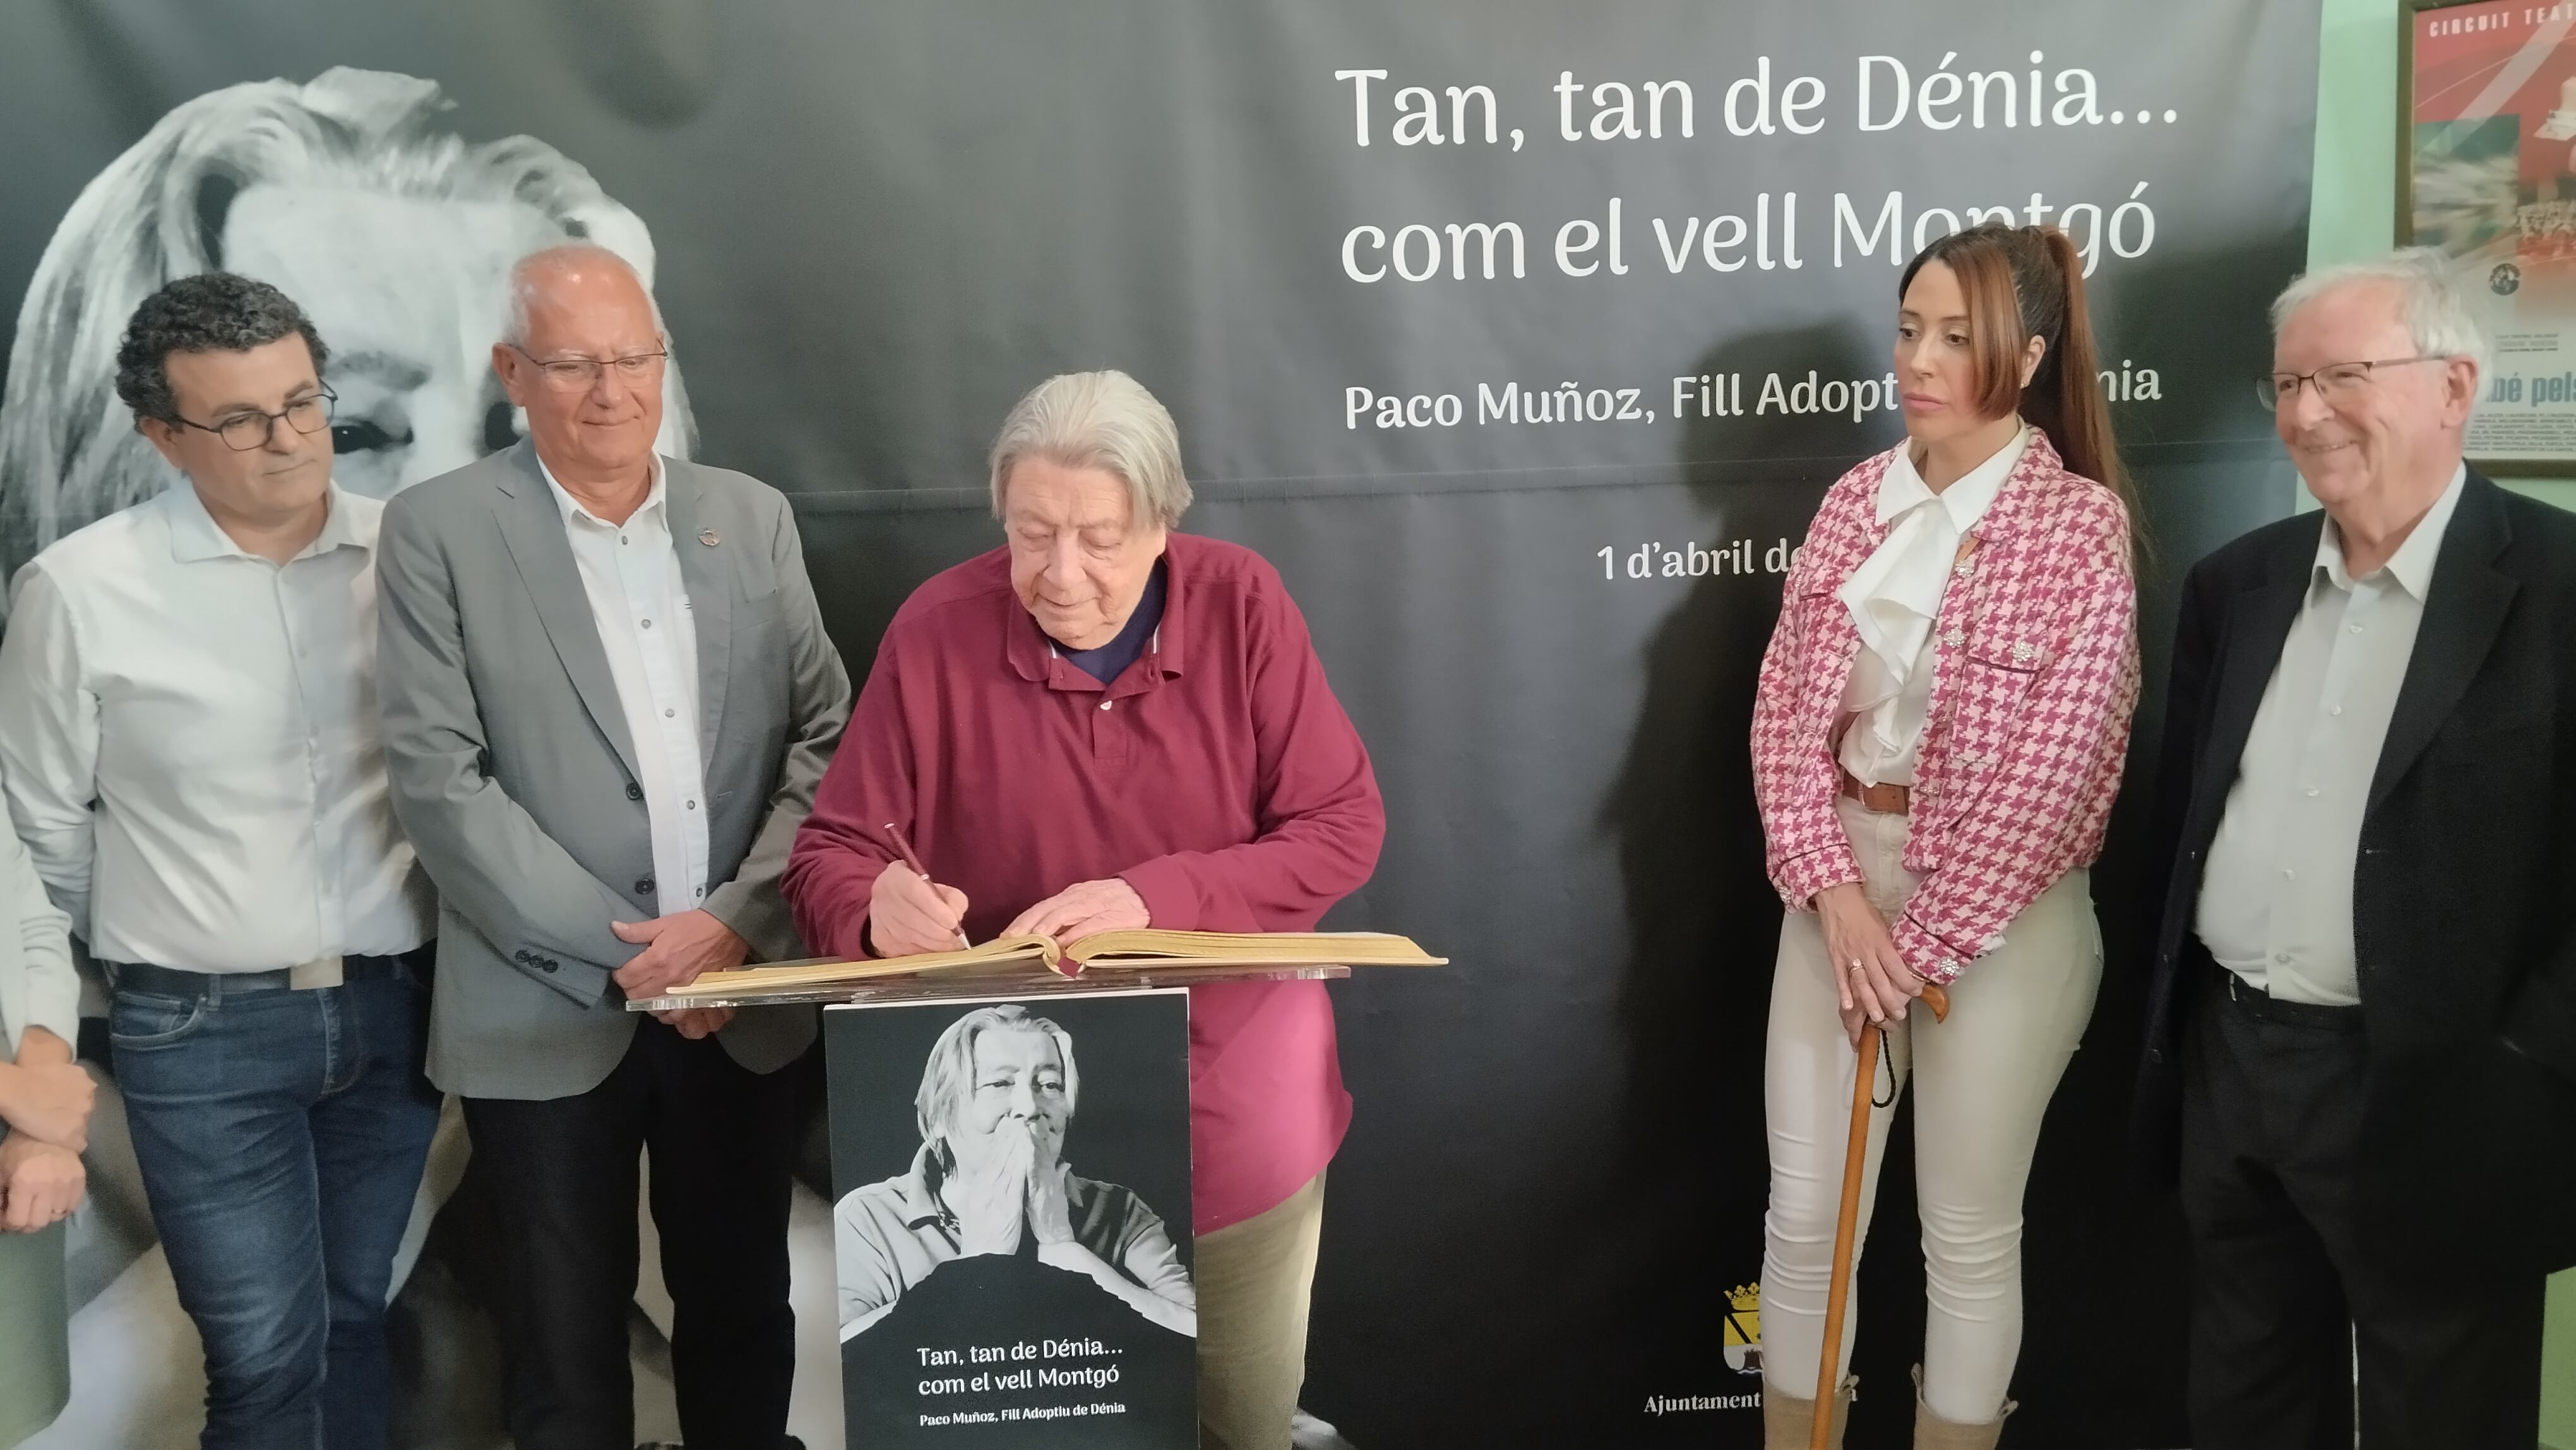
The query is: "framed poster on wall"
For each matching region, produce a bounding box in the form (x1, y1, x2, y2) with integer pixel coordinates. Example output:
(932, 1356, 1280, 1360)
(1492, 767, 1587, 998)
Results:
(2403, 0, 2576, 473)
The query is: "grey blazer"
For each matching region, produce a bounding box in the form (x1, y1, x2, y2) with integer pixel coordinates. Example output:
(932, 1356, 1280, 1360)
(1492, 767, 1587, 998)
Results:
(377, 441, 851, 1100)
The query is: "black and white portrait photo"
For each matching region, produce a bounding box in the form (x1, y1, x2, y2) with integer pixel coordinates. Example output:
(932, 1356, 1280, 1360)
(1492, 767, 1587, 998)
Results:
(827, 992, 1199, 1448)
(835, 1002, 1196, 1340)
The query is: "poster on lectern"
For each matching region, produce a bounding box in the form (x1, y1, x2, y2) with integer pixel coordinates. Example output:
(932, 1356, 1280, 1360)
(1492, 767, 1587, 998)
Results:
(825, 990, 1198, 1447)
(2406, 0, 2576, 471)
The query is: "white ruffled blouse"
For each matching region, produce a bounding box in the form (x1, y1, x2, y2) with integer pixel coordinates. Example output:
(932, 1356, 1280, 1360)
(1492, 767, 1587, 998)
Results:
(1834, 425, 2029, 788)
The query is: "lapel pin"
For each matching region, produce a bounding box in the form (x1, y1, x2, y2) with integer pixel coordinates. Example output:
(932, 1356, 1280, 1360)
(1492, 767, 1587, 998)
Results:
(698, 529, 720, 547)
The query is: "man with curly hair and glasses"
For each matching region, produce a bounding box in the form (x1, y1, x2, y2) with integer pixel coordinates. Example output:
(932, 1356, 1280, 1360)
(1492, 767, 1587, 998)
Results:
(0, 271, 440, 1450)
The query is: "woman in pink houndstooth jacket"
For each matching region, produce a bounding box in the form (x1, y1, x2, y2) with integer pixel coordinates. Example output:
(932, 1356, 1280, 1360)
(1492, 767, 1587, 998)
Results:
(1748, 222, 2142, 1450)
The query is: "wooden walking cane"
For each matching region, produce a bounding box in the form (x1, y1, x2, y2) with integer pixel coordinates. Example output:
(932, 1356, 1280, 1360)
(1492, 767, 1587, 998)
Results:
(1808, 982, 1950, 1450)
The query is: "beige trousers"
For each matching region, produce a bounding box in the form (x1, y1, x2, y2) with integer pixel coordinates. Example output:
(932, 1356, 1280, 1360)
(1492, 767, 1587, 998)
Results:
(1195, 1170, 1326, 1450)
(1758, 797, 2101, 1424)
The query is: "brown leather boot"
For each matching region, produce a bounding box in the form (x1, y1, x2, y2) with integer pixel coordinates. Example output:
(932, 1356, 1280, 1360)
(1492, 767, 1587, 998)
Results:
(1911, 1364, 2013, 1449)
(1763, 1375, 1855, 1449)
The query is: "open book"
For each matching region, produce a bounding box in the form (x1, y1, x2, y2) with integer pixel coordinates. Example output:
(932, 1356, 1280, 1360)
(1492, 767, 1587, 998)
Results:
(660, 929, 1446, 999)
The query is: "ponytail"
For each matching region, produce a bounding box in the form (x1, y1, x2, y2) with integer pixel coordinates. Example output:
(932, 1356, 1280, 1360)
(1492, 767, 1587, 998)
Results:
(2029, 230, 2130, 514)
(1899, 222, 2143, 563)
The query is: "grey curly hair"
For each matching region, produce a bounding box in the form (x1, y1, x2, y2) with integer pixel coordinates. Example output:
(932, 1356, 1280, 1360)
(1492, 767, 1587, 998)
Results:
(987, 370, 1193, 528)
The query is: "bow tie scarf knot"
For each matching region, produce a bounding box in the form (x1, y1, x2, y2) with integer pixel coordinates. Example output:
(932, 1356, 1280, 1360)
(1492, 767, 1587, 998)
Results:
(1835, 491, 1960, 771)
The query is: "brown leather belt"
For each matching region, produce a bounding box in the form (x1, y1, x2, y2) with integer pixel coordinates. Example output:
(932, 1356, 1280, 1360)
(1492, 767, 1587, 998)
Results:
(1837, 767, 1911, 815)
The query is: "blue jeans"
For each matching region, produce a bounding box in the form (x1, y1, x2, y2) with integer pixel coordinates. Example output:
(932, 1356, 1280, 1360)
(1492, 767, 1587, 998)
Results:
(109, 956, 440, 1450)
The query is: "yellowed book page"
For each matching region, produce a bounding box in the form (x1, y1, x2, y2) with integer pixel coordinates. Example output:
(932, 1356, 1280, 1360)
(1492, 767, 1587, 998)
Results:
(664, 935, 1059, 997)
(1064, 929, 1445, 968)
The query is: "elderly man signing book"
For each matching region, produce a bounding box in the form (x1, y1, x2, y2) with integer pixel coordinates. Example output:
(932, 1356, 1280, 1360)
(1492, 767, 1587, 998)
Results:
(782, 369, 1385, 1450)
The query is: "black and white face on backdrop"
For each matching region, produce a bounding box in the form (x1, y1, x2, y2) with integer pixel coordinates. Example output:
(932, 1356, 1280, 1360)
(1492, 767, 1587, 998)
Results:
(0, 2, 2320, 1446)
(0, 66, 696, 592)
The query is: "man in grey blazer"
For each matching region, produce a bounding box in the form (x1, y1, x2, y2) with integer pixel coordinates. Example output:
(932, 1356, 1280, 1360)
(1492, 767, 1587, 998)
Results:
(376, 244, 850, 1450)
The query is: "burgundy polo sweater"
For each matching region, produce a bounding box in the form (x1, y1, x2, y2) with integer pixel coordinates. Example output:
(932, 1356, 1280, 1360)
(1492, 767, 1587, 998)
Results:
(784, 532, 1385, 1233)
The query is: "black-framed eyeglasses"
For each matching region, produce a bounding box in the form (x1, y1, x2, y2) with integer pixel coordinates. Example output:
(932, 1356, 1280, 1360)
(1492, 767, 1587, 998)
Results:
(506, 344, 670, 390)
(165, 385, 337, 452)
(2255, 356, 2452, 409)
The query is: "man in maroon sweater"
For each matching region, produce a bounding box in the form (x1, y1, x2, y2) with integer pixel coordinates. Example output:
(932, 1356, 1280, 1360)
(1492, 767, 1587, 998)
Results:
(782, 369, 1383, 1450)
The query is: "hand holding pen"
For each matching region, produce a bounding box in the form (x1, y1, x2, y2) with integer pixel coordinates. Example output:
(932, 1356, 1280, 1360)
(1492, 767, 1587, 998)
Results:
(868, 823, 974, 956)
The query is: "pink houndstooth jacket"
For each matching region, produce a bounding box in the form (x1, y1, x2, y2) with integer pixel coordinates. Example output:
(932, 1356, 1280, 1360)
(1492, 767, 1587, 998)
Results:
(1751, 428, 2140, 985)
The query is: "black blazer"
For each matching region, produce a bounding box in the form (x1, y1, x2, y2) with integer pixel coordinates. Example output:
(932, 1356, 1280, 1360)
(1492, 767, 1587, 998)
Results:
(2133, 470, 2576, 1284)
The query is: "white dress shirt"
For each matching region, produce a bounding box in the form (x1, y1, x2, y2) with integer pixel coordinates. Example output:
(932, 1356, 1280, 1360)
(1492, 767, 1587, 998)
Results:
(540, 457, 711, 918)
(1836, 426, 2028, 786)
(0, 482, 433, 972)
(2197, 465, 2468, 1005)
(0, 781, 75, 1058)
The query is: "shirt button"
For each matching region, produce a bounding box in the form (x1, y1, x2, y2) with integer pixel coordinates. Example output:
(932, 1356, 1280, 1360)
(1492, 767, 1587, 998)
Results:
(1099, 700, 1114, 711)
(2304, 788, 2320, 798)
(686, 800, 697, 810)
(2275, 952, 2293, 964)
(635, 877, 655, 895)
(641, 618, 653, 629)
(2348, 623, 2363, 634)
(2282, 868, 2295, 878)
(664, 708, 676, 718)
(625, 782, 644, 801)
(2330, 705, 2343, 717)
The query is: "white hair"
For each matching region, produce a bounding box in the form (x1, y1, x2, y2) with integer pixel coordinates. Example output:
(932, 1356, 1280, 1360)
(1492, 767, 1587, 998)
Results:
(2270, 247, 2492, 391)
(504, 243, 669, 351)
(987, 370, 1192, 528)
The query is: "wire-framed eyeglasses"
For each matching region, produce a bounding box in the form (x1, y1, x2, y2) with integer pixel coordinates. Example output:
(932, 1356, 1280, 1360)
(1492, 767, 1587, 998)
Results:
(2255, 356, 2452, 410)
(508, 344, 670, 390)
(164, 385, 337, 452)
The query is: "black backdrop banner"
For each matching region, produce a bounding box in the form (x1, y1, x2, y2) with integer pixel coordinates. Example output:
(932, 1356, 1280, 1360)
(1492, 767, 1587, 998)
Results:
(0, 2, 2318, 1446)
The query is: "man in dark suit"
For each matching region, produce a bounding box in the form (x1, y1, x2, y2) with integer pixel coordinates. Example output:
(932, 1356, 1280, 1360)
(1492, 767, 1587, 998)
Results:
(2135, 246, 2576, 1449)
(377, 245, 850, 1449)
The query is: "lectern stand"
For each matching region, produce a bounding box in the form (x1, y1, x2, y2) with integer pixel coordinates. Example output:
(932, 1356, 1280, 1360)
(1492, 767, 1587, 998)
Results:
(624, 961, 1349, 1012)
